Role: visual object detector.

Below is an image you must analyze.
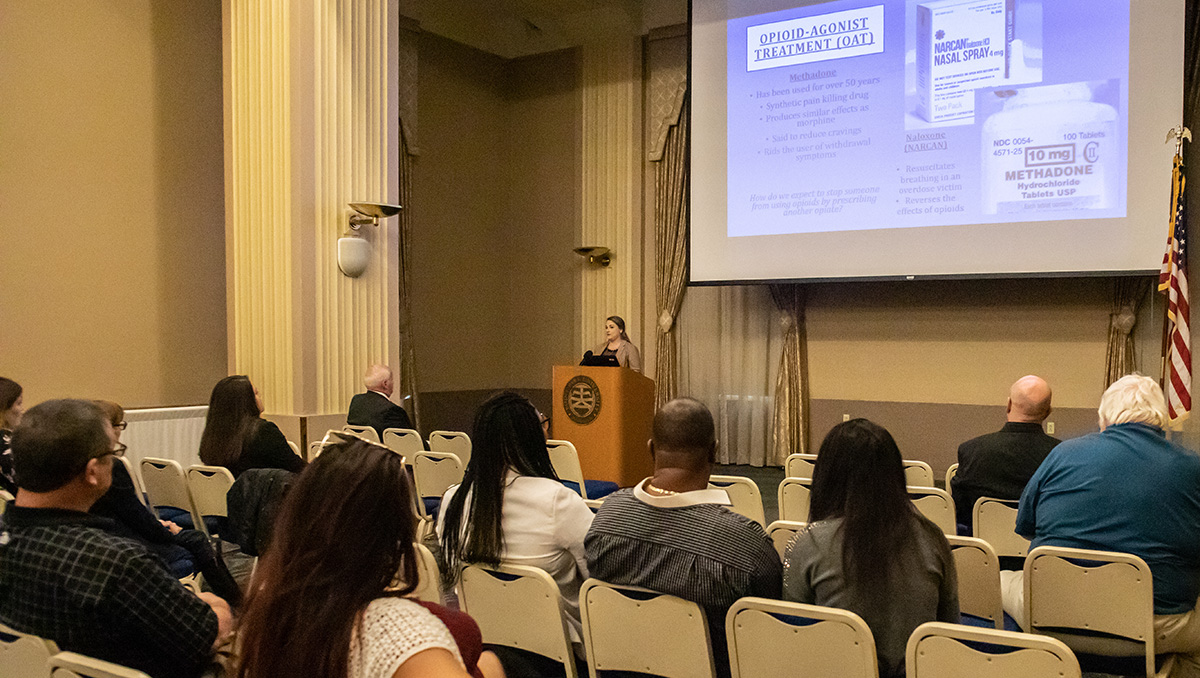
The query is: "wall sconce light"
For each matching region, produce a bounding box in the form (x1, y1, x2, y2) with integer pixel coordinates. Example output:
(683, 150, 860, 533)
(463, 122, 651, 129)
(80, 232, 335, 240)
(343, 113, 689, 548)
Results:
(573, 246, 612, 267)
(338, 202, 402, 278)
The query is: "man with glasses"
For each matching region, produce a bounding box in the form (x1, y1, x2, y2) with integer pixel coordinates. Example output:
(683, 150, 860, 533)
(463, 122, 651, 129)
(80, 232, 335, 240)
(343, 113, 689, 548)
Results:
(0, 400, 231, 678)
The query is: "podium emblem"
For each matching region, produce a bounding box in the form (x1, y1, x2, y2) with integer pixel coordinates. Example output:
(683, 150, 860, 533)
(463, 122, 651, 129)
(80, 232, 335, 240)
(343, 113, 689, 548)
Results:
(563, 375, 602, 425)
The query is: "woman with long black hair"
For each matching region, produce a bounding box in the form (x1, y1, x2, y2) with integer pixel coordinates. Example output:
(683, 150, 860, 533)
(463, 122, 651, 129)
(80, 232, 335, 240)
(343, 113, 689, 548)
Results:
(198, 375, 303, 477)
(438, 392, 594, 642)
(783, 419, 958, 678)
(0, 377, 24, 495)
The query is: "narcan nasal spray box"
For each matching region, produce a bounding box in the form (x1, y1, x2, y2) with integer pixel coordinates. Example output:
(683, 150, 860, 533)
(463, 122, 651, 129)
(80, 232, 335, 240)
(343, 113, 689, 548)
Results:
(916, 0, 1013, 123)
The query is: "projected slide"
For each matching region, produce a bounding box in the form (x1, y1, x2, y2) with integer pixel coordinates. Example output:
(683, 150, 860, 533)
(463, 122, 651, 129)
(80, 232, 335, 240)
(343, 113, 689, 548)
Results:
(727, 0, 1128, 237)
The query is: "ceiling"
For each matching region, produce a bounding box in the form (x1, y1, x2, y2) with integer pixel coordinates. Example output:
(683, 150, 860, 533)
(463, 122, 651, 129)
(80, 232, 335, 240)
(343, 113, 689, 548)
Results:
(402, 0, 686, 59)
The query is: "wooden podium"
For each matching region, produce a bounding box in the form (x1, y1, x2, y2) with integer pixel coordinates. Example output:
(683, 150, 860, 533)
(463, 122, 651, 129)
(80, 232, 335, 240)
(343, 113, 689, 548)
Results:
(551, 365, 655, 487)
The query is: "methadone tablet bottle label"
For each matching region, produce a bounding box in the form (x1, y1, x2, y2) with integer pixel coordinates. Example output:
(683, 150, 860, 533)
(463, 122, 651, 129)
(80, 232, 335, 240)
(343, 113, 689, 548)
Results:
(981, 82, 1118, 215)
(916, 0, 1012, 123)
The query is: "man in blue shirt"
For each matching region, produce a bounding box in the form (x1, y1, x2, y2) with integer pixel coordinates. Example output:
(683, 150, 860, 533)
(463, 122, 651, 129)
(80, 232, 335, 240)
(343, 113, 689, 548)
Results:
(1000, 375, 1200, 676)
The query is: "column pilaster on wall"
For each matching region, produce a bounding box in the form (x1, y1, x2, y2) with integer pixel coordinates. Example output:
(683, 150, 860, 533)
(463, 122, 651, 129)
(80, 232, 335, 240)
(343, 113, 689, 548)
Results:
(580, 38, 645, 356)
(224, 0, 400, 415)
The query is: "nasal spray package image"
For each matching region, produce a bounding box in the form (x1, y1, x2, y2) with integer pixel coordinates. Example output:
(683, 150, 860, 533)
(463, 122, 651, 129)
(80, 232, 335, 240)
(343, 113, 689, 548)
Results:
(916, 0, 1013, 123)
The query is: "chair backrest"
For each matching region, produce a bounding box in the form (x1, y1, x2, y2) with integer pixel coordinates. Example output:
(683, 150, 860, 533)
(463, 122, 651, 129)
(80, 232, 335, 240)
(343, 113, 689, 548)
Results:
(138, 457, 204, 532)
(114, 456, 147, 506)
(429, 430, 472, 468)
(945, 462, 958, 490)
(411, 543, 443, 605)
(285, 440, 300, 457)
(48, 652, 151, 678)
(908, 487, 956, 535)
(0, 621, 58, 678)
(765, 520, 807, 559)
(580, 579, 715, 678)
(412, 452, 464, 519)
(381, 428, 423, 458)
(974, 497, 1030, 557)
(458, 563, 578, 678)
(907, 621, 1081, 678)
(707, 475, 765, 527)
(903, 459, 936, 487)
(784, 453, 817, 479)
(546, 440, 587, 498)
(1024, 546, 1155, 677)
(308, 440, 324, 459)
(185, 465, 235, 520)
(946, 535, 1004, 629)
(777, 477, 812, 522)
(342, 424, 380, 443)
(726, 598, 878, 678)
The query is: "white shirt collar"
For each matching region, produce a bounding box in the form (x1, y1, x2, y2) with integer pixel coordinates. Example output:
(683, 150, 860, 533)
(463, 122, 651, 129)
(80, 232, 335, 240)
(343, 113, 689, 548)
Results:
(368, 389, 390, 399)
(632, 478, 732, 507)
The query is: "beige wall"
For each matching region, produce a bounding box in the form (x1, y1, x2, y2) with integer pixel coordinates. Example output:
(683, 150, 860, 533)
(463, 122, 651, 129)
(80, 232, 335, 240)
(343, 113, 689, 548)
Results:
(414, 35, 580, 394)
(0, 1, 226, 408)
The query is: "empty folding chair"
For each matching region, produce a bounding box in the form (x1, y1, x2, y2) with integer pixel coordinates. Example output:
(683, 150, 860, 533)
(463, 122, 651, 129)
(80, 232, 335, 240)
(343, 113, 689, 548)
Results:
(580, 579, 716, 678)
(47, 652, 151, 678)
(777, 477, 812, 522)
(973, 497, 1030, 557)
(784, 453, 817, 479)
(342, 424, 380, 443)
(726, 598, 878, 678)
(429, 430, 472, 468)
(458, 563, 579, 678)
(0, 621, 58, 678)
(412, 452, 464, 521)
(903, 459, 936, 487)
(946, 536, 1006, 630)
(908, 487, 956, 535)
(708, 475, 766, 527)
(1024, 545, 1159, 677)
(765, 519, 807, 559)
(547, 439, 618, 500)
(185, 464, 235, 537)
(381, 427, 423, 458)
(907, 621, 1080, 678)
(139, 457, 204, 534)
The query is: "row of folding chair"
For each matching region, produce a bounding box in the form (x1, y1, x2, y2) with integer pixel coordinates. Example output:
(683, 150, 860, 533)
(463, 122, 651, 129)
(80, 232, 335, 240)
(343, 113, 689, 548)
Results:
(457, 562, 1085, 678)
(785, 453, 937, 487)
(137, 458, 234, 538)
(0, 622, 152, 678)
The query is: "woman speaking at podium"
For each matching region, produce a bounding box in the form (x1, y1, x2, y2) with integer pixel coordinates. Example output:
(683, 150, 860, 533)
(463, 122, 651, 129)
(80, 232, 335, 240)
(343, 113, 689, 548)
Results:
(591, 315, 643, 373)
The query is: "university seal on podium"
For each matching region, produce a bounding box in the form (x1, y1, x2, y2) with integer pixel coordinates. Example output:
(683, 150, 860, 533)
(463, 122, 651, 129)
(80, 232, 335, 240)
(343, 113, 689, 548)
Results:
(563, 375, 602, 425)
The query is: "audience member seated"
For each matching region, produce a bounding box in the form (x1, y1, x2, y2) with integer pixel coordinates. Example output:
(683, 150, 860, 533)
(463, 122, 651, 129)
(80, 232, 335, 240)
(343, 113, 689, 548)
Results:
(0, 376, 25, 495)
(438, 392, 593, 656)
(951, 375, 1059, 533)
(347, 364, 414, 439)
(584, 397, 781, 678)
(1001, 374, 1200, 675)
(88, 400, 242, 606)
(0, 399, 232, 678)
(234, 434, 502, 678)
(783, 418, 959, 678)
(199, 375, 304, 478)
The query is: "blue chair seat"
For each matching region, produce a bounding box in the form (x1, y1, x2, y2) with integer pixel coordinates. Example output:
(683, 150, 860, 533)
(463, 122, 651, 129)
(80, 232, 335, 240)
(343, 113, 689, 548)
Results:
(959, 612, 1022, 633)
(153, 507, 224, 536)
(422, 497, 442, 518)
(561, 479, 619, 500)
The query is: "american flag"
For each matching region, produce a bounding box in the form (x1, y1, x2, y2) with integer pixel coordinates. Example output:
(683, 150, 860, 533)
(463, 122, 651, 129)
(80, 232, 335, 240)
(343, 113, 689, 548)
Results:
(1159, 154, 1191, 425)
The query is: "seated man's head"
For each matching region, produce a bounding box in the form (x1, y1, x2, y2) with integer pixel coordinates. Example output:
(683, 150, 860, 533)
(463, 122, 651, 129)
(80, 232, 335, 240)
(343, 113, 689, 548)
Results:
(1007, 375, 1053, 423)
(364, 364, 393, 397)
(650, 398, 717, 478)
(11, 399, 117, 504)
(1098, 374, 1168, 431)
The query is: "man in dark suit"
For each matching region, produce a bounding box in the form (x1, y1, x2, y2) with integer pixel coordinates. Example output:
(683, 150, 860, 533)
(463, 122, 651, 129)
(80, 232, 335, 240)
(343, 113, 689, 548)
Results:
(951, 375, 1060, 532)
(347, 365, 412, 439)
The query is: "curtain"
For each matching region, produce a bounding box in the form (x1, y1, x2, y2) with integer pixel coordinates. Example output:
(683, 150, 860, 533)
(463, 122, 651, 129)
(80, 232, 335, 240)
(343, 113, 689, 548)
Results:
(1104, 277, 1147, 388)
(769, 284, 810, 464)
(678, 285, 783, 466)
(397, 130, 419, 428)
(653, 96, 690, 408)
